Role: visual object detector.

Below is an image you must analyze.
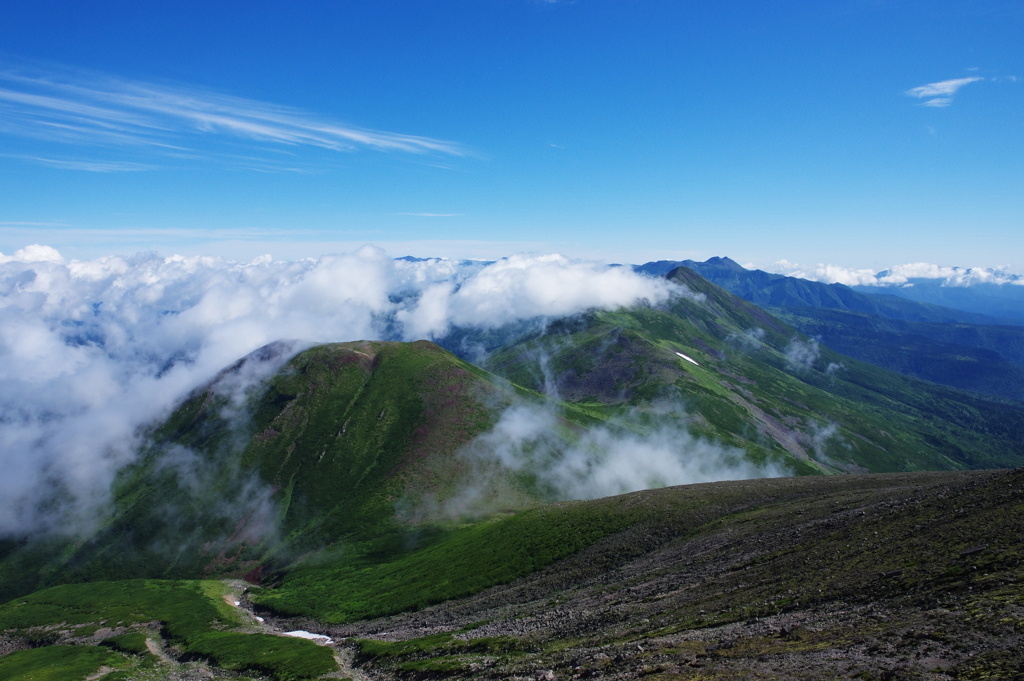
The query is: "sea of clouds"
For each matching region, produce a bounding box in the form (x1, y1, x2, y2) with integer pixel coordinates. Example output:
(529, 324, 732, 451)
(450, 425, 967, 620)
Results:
(0, 244, 692, 536)
(766, 260, 1024, 288)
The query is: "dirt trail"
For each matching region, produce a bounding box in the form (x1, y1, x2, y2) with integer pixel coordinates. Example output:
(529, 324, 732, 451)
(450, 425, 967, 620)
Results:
(144, 637, 175, 666)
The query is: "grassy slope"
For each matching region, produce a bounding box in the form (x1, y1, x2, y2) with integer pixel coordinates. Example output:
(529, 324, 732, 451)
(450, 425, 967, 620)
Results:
(251, 465, 1017, 626)
(484, 267, 1024, 474)
(253, 472, 778, 623)
(0, 579, 337, 680)
(253, 500, 648, 622)
(0, 645, 125, 681)
(5, 470, 1021, 679)
(0, 341, 519, 603)
(338, 469, 1024, 680)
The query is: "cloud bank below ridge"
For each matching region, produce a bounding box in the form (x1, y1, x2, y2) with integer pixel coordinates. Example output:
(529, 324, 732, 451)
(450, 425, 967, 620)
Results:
(0, 245, 678, 536)
(765, 260, 1024, 288)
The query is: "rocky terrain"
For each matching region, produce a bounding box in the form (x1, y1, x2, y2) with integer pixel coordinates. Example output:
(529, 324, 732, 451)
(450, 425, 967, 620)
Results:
(269, 469, 1024, 680)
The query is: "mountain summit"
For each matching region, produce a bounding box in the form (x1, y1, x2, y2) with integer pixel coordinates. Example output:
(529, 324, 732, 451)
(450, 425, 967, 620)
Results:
(3, 266, 1024, 680)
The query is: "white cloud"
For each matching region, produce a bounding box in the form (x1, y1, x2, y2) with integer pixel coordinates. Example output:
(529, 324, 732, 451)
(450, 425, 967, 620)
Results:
(6, 155, 156, 172)
(906, 77, 983, 98)
(439, 402, 785, 513)
(906, 77, 982, 107)
(398, 253, 676, 338)
(0, 245, 679, 536)
(764, 260, 1024, 288)
(785, 337, 820, 372)
(0, 62, 464, 171)
(0, 244, 65, 264)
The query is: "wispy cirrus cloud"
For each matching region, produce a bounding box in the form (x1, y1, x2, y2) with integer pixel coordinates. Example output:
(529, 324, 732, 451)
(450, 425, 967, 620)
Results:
(0, 62, 465, 172)
(905, 77, 983, 107)
(6, 155, 156, 173)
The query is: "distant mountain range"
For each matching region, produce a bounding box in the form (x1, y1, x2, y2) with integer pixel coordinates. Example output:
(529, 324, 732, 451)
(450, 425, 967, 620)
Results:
(636, 257, 1017, 325)
(637, 257, 1024, 403)
(851, 277, 1024, 324)
(4, 262, 1024, 680)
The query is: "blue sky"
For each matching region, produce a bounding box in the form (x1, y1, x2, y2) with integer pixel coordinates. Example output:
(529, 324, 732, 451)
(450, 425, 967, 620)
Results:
(1, 0, 1021, 268)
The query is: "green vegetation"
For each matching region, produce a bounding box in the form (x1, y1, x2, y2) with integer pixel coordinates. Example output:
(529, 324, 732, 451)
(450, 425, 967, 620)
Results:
(0, 580, 225, 637)
(4, 267, 1024, 679)
(0, 340, 519, 603)
(0, 580, 337, 680)
(100, 632, 150, 655)
(346, 469, 1024, 680)
(355, 632, 525, 674)
(484, 267, 1024, 474)
(254, 497, 647, 621)
(186, 632, 337, 680)
(0, 645, 122, 681)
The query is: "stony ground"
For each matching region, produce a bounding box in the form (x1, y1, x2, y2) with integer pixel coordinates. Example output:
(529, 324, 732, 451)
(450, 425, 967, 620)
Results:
(262, 470, 1024, 680)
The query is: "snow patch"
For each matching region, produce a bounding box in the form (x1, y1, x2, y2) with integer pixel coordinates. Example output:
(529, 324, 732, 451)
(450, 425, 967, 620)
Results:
(282, 630, 333, 644)
(675, 351, 699, 366)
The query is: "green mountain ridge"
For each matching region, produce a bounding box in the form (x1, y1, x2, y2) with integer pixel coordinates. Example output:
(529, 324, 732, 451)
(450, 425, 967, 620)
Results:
(0, 340, 538, 603)
(637, 257, 1024, 403)
(5, 264, 1024, 603)
(3, 265, 1024, 680)
(484, 266, 1024, 474)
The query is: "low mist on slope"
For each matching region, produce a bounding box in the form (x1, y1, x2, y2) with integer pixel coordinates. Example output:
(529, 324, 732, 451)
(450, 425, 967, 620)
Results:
(0, 246, 679, 537)
(414, 337, 789, 520)
(129, 340, 311, 562)
(425, 401, 787, 520)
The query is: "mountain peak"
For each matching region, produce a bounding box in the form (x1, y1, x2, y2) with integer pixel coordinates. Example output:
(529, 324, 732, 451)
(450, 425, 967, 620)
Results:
(703, 256, 746, 271)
